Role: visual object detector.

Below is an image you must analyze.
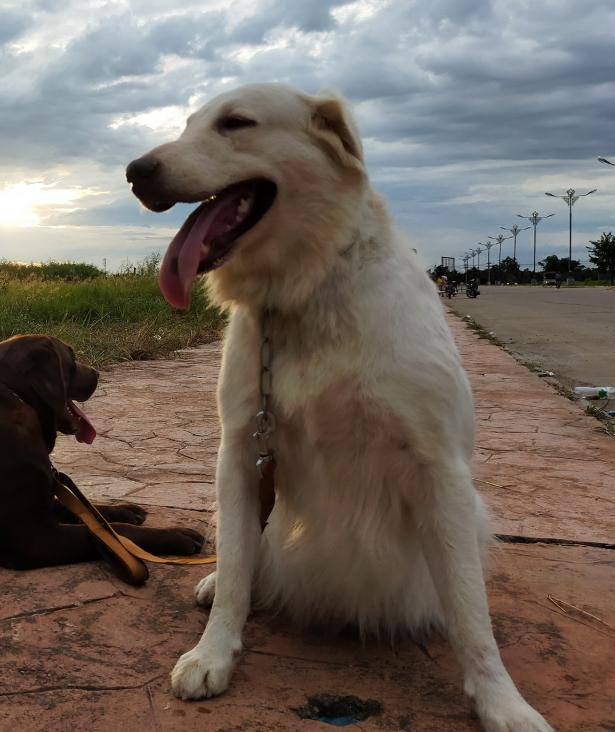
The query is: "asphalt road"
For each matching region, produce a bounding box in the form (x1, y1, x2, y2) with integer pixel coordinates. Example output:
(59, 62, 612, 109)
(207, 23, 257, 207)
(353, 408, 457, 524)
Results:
(448, 285, 615, 388)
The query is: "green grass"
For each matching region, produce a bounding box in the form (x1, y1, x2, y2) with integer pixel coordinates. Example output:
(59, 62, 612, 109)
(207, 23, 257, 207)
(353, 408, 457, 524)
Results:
(585, 402, 615, 437)
(0, 259, 104, 280)
(0, 274, 225, 369)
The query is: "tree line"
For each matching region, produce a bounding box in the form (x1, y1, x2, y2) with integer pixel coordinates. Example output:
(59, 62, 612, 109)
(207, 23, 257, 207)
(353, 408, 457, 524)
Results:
(0, 252, 163, 281)
(433, 232, 615, 284)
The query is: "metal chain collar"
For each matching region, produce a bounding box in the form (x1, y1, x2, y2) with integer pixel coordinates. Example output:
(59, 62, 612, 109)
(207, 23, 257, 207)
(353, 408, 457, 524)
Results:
(253, 308, 276, 477)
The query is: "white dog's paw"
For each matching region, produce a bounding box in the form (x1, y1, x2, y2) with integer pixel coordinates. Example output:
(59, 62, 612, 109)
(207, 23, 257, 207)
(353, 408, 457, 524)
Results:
(171, 638, 240, 700)
(474, 684, 553, 732)
(194, 572, 216, 607)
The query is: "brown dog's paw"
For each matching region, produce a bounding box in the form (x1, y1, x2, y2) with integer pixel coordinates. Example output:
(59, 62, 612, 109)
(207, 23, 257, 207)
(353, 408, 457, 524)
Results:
(99, 503, 147, 525)
(165, 528, 205, 556)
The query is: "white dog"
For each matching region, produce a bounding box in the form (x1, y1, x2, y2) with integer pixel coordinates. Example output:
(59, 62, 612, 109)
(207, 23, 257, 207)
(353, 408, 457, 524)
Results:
(126, 83, 552, 732)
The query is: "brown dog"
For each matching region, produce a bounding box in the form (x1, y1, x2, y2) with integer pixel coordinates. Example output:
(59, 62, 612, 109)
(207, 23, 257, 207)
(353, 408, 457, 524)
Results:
(0, 334, 204, 570)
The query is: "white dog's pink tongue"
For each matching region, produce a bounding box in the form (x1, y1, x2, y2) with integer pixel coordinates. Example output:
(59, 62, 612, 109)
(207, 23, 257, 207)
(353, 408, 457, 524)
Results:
(160, 197, 234, 310)
(69, 401, 97, 444)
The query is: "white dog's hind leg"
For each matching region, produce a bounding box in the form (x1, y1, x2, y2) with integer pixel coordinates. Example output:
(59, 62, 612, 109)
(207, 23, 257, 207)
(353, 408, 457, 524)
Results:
(171, 438, 260, 700)
(417, 459, 553, 732)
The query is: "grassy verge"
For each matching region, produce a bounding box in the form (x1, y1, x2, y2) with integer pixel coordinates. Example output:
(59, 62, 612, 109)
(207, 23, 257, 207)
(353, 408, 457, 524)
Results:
(0, 275, 224, 369)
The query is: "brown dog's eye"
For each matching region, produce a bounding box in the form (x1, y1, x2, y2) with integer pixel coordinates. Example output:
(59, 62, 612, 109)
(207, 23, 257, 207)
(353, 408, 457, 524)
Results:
(216, 115, 257, 133)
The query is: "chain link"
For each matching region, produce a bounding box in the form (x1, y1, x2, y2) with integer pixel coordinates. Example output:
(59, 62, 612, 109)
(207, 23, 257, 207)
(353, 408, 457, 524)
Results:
(253, 309, 275, 477)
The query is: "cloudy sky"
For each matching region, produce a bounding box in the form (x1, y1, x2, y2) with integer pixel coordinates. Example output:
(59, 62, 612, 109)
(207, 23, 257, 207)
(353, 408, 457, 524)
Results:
(1, 0, 614, 271)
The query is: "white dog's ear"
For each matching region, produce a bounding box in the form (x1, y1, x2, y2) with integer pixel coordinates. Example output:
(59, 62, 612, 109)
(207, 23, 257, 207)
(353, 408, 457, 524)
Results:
(309, 94, 364, 172)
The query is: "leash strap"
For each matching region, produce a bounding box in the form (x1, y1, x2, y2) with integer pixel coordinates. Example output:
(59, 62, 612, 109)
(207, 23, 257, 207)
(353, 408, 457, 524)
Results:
(258, 456, 276, 530)
(52, 308, 278, 583)
(52, 469, 216, 586)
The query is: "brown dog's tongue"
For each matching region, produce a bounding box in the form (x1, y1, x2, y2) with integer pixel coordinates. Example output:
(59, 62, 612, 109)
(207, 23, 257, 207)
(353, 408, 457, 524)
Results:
(69, 401, 97, 444)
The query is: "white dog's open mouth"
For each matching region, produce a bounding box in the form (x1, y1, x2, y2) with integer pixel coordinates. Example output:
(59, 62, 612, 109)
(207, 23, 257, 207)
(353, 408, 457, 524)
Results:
(159, 178, 277, 309)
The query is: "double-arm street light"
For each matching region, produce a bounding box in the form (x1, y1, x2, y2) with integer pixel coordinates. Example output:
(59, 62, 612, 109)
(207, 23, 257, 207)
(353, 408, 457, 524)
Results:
(517, 211, 555, 276)
(487, 233, 512, 269)
(544, 188, 597, 273)
(500, 224, 530, 263)
(475, 245, 483, 277)
(483, 241, 496, 284)
(598, 157, 614, 166)
(462, 254, 470, 283)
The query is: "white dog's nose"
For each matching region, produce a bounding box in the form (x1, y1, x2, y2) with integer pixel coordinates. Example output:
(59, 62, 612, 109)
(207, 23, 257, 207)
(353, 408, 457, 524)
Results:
(126, 155, 160, 183)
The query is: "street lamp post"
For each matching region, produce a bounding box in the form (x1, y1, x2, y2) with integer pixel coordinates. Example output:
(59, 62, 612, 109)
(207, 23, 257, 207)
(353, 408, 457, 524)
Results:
(545, 188, 597, 274)
(488, 233, 512, 270)
(476, 245, 483, 280)
(517, 211, 555, 278)
(462, 254, 470, 284)
(500, 224, 530, 263)
(484, 241, 496, 285)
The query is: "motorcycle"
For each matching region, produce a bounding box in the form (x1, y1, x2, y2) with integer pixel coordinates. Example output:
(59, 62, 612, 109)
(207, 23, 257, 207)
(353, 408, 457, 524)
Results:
(446, 283, 457, 299)
(466, 281, 480, 298)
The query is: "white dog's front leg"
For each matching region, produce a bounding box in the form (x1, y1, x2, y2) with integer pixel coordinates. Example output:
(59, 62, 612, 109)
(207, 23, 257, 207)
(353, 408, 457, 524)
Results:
(171, 437, 260, 700)
(418, 461, 553, 732)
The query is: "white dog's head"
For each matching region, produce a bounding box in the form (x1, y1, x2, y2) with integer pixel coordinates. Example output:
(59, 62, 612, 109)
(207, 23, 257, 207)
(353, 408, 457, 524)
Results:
(126, 83, 368, 311)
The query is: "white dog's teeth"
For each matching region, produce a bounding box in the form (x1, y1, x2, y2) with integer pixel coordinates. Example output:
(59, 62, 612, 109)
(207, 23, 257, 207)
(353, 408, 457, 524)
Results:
(236, 196, 251, 219)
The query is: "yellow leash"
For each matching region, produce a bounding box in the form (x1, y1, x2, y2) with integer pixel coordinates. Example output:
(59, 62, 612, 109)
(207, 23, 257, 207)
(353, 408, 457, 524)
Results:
(53, 468, 216, 585)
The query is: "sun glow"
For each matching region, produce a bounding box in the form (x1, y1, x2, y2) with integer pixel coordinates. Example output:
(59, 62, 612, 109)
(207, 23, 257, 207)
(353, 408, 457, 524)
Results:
(0, 182, 97, 228)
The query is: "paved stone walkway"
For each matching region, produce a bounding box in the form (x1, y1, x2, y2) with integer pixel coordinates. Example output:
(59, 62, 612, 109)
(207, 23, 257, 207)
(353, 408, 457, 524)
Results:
(1, 312, 613, 731)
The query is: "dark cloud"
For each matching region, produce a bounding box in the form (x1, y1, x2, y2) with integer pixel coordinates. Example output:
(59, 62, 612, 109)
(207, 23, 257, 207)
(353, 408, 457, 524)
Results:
(230, 0, 346, 43)
(146, 11, 227, 59)
(61, 20, 162, 81)
(0, 10, 32, 43)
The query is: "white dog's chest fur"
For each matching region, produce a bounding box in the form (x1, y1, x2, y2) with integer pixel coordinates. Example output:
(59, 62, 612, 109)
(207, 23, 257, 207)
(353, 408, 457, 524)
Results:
(251, 332, 445, 634)
(274, 372, 415, 508)
(217, 242, 475, 634)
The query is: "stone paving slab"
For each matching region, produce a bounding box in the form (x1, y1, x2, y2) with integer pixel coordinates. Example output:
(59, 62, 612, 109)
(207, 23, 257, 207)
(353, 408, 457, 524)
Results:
(0, 312, 614, 731)
(454, 320, 615, 546)
(1, 542, 613, 731)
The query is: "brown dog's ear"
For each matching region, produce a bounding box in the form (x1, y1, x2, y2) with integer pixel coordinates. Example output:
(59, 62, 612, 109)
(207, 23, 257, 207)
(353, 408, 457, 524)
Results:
(20, 339, 68, 417)
(309, 93, 364, 172)
(0, 335, 71, 417)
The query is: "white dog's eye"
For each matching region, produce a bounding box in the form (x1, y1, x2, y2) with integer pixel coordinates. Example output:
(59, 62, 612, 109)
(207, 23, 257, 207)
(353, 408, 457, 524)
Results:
(217, 115, 257, 133)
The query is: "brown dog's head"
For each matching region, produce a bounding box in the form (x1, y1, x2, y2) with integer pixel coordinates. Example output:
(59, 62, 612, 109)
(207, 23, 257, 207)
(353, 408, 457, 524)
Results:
(0, 335, 98, 451)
